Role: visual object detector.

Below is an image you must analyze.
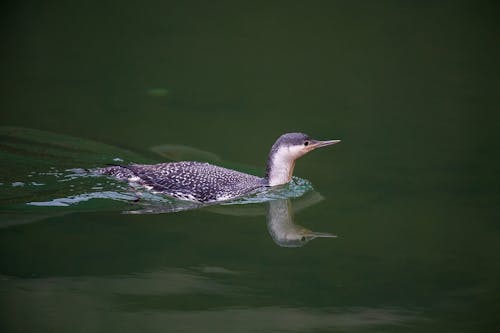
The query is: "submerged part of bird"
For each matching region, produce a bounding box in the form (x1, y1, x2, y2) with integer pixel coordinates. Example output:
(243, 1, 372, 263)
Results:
(94, 132, 340, 203)
(122, 176, 317, 215)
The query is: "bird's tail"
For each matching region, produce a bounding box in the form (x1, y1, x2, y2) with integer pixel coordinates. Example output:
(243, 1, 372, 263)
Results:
(94, 164, 136, 180)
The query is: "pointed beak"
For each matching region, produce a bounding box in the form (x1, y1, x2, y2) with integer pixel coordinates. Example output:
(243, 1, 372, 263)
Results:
(310, 139, 341, 149)
(309, 231, 337, 238)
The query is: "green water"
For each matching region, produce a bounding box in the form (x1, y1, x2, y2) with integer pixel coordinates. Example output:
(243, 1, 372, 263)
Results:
(1, 1, 499, 332)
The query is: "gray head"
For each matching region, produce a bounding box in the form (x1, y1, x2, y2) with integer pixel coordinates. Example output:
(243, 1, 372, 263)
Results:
(265, 132, 340, 186)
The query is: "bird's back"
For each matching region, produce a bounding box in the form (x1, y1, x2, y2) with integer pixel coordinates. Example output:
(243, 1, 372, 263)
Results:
(98, 161, 265, 202)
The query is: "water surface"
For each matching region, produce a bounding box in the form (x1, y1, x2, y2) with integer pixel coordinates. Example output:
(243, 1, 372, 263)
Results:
(1, 1, 499, 332)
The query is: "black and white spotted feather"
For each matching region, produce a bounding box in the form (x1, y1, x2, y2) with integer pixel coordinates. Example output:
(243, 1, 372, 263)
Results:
(96, 161, 266, 203)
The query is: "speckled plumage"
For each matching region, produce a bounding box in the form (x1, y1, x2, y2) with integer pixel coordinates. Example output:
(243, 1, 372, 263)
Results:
(95, 132, 340, 203)
(96, 161, 266, 202)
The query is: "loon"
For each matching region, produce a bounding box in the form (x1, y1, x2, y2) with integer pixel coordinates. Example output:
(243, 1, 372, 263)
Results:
(96, 132, 340, 203)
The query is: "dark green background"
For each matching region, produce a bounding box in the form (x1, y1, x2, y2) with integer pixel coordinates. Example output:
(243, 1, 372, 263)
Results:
(1, 1, 499, 332)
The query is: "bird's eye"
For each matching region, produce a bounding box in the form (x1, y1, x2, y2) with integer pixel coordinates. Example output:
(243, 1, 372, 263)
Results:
(304, 141, 309, 146)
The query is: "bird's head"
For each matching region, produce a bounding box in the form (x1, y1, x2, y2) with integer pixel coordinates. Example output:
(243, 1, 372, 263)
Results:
(265, 132, 340, 186)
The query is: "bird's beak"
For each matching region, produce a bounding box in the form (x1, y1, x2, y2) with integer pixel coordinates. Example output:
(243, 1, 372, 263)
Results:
(308, 231, 337, 238)
(310, 139, 341, 149)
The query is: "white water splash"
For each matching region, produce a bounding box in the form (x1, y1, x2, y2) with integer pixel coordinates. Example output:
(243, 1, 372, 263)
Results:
(28, 191, 138, 207)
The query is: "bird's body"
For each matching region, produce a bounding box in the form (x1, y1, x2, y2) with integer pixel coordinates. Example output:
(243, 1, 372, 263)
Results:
(99, 161, 265, 202)
(96, 133, 340, 203)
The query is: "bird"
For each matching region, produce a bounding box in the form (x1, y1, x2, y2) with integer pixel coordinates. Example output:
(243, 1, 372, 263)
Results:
(95, 132, 340, 203)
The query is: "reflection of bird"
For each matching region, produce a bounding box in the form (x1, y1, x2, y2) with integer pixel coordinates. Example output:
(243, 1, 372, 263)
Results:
(267, 199, 336, 247)
(96, 133, 340, 203)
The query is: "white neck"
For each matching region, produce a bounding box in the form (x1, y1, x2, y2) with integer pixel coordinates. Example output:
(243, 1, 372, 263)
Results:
(266, 147, 299, 186)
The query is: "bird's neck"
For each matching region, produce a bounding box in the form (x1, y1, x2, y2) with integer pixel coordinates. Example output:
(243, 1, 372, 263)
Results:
(265, 148, 296, 186)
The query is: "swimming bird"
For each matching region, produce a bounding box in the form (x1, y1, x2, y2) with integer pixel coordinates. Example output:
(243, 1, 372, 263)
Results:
(96, 132, 340, 203)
